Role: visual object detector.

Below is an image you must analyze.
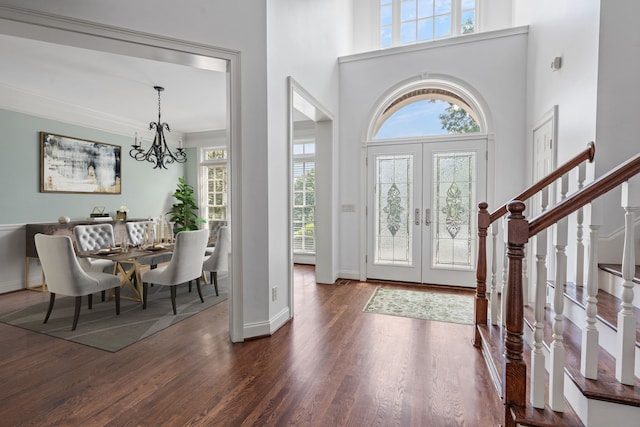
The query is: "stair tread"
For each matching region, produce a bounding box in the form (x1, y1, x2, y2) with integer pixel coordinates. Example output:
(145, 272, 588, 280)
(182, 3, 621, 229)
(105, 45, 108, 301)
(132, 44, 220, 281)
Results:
(477, 324, 584, 426)
(561, 281, 640, 345)
(598, 263, 640, 285)
(524, 302, 640, 406)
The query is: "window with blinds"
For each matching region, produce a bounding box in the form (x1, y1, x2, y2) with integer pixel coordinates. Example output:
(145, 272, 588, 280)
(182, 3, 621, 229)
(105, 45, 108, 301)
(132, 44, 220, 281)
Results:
(292, 141, 316, 254)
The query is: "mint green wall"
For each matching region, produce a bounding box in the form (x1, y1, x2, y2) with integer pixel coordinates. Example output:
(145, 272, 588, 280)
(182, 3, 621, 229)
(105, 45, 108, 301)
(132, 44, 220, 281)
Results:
(1, 108, 193, 224)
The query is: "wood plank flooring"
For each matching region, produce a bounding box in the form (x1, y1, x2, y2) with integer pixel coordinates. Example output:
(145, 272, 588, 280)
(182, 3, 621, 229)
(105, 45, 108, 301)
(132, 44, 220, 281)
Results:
(0, 265, 502, 426)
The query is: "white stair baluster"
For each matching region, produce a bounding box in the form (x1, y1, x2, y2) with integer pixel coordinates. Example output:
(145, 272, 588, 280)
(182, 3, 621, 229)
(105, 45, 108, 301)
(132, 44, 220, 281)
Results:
(489, 221, 500, 325)
(576, 162, 586, 286)
(523, 244, 529, 306)
(581, 200, 601, 379)
(549, 175, 568, 412)
(616, 177, 639, 385)
(501, 216, 508, 327)
(531, 187, 549, 408)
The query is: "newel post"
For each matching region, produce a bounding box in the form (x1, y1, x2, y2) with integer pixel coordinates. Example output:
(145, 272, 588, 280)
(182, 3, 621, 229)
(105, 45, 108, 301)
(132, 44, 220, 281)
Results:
(503, 201, 528, 427)
(474, 202, 489, 347)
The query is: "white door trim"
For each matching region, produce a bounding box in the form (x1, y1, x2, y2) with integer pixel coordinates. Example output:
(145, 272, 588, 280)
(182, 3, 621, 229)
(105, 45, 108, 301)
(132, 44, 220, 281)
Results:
(364, 137, 487, 286)
(0, 5, 245, 342)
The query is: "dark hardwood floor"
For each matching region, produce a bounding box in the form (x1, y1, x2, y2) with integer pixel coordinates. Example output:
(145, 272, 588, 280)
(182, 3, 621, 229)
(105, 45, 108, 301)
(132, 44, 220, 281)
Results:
(0, 265, 502, 426)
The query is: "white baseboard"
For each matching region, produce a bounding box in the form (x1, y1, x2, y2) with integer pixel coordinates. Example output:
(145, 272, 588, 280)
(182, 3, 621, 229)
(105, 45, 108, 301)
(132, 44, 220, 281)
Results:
(243, 306, 291, 339)
(269, 307, 290, 334)
(338, 270, 361, 281)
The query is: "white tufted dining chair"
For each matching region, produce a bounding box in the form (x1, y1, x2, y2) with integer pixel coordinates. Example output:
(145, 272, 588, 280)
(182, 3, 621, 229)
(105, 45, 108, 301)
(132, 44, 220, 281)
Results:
(141, 229, 209, 314)
(202, 226, 230, 296)
(34, 234, 121, 331)
(73, 223, 117, 273)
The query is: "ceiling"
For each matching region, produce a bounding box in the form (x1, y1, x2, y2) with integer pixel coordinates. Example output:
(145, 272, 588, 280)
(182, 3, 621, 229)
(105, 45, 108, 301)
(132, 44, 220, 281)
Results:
(0, 33, 228, 140)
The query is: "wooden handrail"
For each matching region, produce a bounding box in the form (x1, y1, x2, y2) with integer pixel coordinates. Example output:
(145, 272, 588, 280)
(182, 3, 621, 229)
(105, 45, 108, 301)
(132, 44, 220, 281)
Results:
(500, 151, 640, 426)
(474, 142, 596, 349)
(528, 152, 640, 238)
(489, 142, 595, 223)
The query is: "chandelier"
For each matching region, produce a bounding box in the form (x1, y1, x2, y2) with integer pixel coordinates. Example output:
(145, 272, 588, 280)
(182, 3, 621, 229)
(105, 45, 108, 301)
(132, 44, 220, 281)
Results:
(129, 86, 186, 169)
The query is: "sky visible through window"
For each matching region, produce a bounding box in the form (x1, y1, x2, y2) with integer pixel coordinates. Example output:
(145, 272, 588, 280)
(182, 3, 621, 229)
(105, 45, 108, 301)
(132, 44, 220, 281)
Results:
(376, 100, 451, 139)
(380, 0, 476, 48)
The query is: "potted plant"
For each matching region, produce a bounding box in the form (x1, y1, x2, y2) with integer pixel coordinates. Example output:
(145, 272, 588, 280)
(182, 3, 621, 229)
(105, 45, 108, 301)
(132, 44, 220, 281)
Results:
(166, 177, 206, 231)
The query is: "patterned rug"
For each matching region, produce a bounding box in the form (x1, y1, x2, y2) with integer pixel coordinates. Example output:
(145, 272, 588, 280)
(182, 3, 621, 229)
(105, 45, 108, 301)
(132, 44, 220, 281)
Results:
(363, 287, 474, 325)
(0, 282, 227, 352)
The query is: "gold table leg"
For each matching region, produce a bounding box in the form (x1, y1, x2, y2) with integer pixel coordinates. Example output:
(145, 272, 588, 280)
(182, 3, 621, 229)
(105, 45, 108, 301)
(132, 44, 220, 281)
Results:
(114, 260, 143, 303)
(25, 257, 47, 292)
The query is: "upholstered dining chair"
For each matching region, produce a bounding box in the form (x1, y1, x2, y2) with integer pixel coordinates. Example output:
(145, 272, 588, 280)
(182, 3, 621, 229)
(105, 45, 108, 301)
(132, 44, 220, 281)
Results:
(34, 234, 121, 331)
(202, 225, 230, 296)
(73, 223, 117, 273)
(125, 221, 173, 269)
(141, 229, 209, 314)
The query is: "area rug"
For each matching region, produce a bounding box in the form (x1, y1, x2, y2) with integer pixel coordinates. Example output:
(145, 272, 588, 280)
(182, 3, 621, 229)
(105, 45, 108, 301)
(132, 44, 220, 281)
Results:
(363, 287, 474, 325)
(0, 283, 227, 352)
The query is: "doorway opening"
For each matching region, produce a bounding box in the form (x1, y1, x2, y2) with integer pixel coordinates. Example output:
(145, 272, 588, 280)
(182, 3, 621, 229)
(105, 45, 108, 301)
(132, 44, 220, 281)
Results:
(288, 78, 335, 316)
(364, 78, 490, 287)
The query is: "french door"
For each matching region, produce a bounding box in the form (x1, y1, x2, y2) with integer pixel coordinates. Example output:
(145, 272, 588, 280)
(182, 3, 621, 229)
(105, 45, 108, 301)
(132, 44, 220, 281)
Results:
(367, 139, 486, 286)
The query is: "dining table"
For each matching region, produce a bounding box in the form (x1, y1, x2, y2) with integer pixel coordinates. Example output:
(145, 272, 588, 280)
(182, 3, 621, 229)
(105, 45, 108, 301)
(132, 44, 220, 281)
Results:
(78, 244, 174, 303)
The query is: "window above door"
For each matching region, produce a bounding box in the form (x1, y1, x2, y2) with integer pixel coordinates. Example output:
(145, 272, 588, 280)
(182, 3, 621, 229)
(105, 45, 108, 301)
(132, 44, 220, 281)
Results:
(373, 87, 481, 139)
(380, 0, 477, 48)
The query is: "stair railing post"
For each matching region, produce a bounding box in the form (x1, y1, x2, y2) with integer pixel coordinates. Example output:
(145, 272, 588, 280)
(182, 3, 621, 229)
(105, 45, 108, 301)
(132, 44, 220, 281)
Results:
(530, 187, 549, 408)
(581, 199, 601, 379)
(616, 176, 639, 385)
(474, 202, 489, 347)
(549, 174, 569, 412)
(503, 201, 528, 427)
(575, 162, 587, 286)
(490, 221, 500, 325)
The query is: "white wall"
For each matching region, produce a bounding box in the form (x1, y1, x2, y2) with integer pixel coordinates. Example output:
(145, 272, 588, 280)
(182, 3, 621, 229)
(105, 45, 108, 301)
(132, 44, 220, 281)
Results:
(596, 2, 640, 171)
(338, 29, 528, 278)
(594, 2, 640, 236)
(523, 0, 600, 167)
(265, 0, 352, 327)
(479, 0, 513, 32)
(520, 0, 601, 282)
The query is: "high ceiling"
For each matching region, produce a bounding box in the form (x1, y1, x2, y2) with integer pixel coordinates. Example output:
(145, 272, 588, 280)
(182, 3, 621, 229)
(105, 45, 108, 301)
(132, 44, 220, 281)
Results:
(0, 33, 227, 140)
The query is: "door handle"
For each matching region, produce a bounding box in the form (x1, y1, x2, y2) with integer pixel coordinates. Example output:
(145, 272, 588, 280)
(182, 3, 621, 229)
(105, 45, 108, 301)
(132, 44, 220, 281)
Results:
(425, 208, 431, 226)
(414, 208, 420, 225)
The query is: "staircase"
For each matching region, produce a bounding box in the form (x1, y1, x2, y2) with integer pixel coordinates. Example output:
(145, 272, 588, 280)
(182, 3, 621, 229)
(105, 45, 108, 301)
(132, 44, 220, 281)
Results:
(473, 143, 640, 426)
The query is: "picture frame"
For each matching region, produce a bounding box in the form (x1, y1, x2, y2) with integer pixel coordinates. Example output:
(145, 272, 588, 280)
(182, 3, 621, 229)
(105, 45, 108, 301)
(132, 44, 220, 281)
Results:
(40, 132, 122, 194)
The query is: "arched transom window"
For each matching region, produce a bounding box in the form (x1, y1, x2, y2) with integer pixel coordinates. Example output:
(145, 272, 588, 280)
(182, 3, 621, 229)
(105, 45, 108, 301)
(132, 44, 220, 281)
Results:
(373, 88, 481, 139)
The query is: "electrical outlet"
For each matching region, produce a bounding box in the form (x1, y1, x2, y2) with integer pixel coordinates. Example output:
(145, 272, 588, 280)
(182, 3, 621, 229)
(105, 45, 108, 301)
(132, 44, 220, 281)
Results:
(272, 286, 277, 301)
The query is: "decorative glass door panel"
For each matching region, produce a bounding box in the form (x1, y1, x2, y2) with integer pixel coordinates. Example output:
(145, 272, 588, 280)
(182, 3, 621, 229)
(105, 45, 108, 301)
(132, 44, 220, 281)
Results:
(374, 154, 413, 266)
(368, 140, 486, 287)
(368, 144, 422, 283)
(432, 151, 476, 270)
